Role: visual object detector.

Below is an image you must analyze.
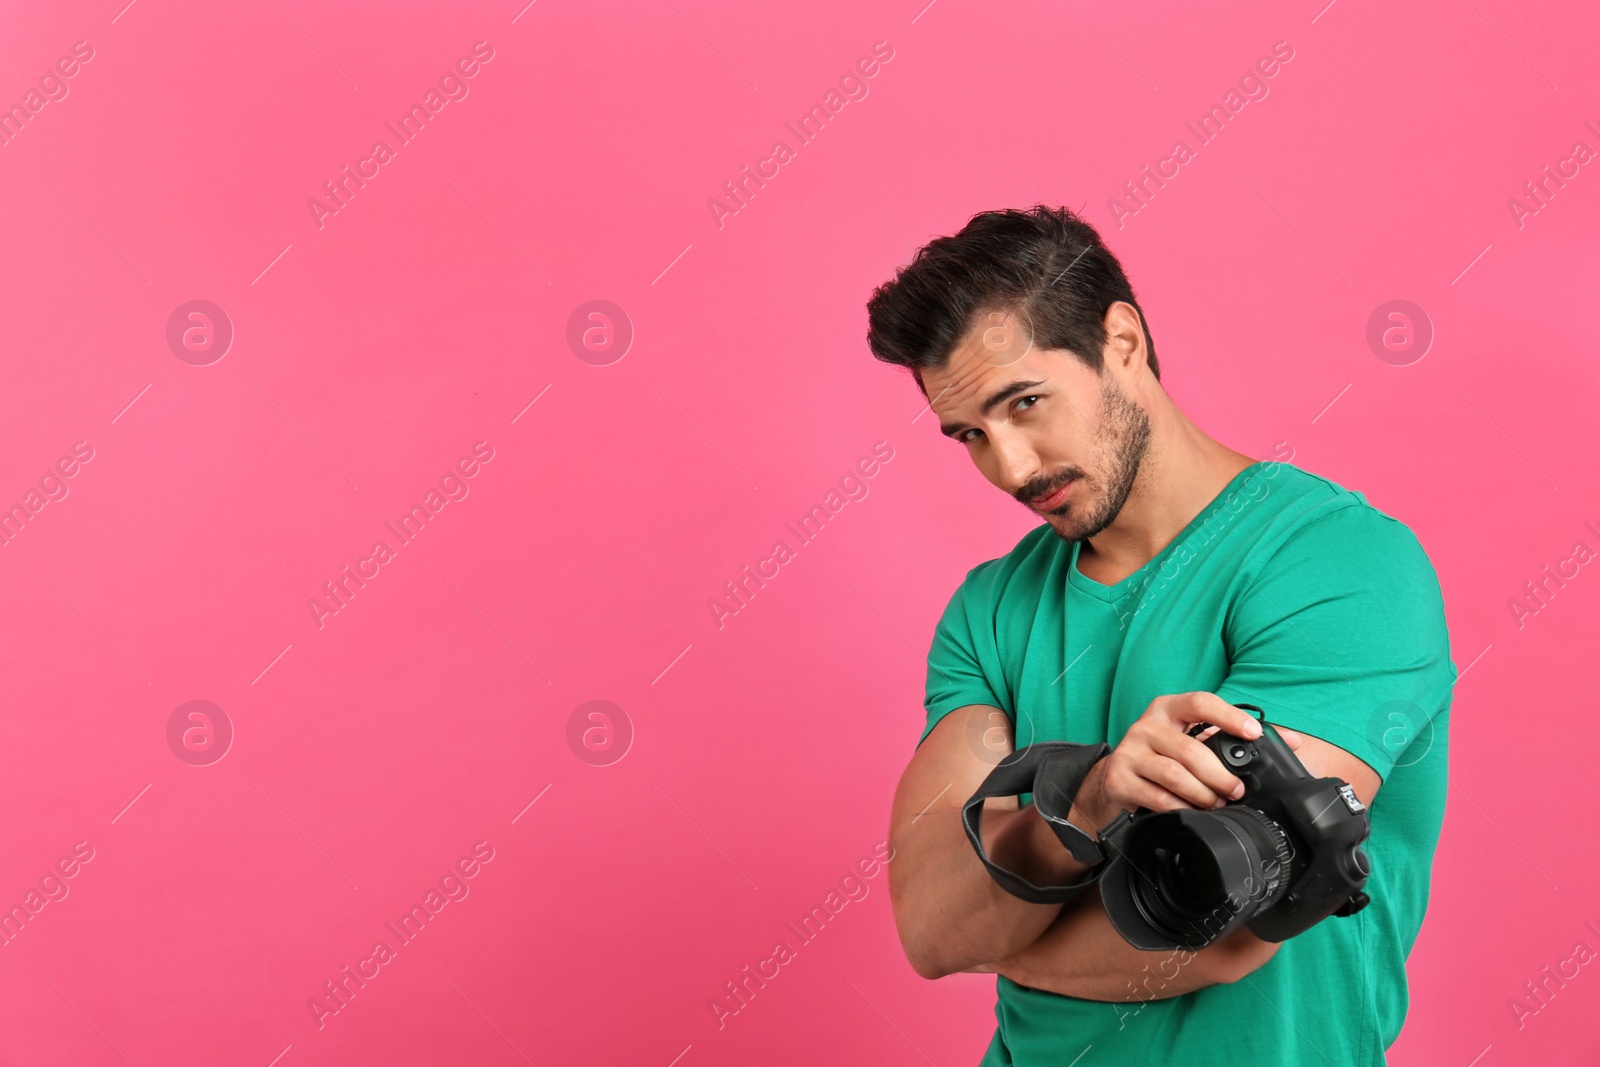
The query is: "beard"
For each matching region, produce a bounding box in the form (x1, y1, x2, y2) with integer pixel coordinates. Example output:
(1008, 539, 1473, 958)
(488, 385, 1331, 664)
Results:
(1028, 374, 1151, 543)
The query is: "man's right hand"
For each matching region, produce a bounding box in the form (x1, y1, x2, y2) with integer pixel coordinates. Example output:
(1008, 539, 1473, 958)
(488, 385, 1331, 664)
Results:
(1069, 692, 1304, 832)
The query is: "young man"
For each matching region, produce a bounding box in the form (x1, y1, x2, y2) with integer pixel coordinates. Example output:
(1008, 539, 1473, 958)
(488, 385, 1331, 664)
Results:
(865, 205, 1455, 1065)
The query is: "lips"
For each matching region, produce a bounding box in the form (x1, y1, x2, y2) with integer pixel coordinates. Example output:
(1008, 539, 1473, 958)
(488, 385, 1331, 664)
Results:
(1031, 478, 1076, 511)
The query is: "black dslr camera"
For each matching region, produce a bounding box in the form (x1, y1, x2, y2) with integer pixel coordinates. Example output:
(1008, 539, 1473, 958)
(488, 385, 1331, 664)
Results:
(1095, 705, 1373, 951)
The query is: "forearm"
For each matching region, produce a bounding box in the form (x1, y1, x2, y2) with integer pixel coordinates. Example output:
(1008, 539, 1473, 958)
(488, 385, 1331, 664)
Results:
(891, 799, 1096, 978)
(984, 892, 1280, 1000)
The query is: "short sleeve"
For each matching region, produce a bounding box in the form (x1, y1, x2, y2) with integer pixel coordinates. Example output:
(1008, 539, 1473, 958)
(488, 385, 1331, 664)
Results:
(1213, 503, 1457, 782)
(919, 565, 1007, 748)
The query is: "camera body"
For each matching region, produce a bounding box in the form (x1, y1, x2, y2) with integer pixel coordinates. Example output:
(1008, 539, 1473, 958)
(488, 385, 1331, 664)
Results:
(1096, 705, 1373, 951)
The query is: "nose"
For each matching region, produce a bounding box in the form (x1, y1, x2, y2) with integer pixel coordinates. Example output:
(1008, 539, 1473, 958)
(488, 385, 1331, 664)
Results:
(988, 429, 1040, 497)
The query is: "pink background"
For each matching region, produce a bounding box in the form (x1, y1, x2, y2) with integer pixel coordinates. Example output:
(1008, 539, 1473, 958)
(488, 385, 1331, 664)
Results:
(0, 0, 1595, 1064)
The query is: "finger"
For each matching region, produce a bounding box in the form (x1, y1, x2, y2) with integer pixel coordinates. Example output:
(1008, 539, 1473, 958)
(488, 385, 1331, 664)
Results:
(1140, 754, 1232, 811)
(1148, 729, 1244, 801)
(1274, 725, 1305, 751)
(1166, 692, 1264, 740)
(1099, 757, 1213, 819)
(1120, 778, 1206, 815)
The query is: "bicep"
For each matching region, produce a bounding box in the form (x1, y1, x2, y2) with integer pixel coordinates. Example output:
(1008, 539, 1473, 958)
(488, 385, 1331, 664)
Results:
(890, 704, 1018, 841)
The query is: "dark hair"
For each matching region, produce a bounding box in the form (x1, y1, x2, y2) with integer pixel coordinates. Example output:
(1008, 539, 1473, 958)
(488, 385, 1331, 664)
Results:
(864, 204, 1160, 389)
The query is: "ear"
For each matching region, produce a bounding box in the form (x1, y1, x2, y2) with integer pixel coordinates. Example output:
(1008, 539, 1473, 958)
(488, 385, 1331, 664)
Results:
(1103, 302, 1151, 381)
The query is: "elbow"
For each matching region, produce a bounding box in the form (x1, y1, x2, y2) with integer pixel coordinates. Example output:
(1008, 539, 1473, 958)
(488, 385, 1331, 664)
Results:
(890, 886, 954, 979)
(1209, 957, 1251, 986)
(891, 899, 1018, 980)
(903, 938, 1004, 981)
(895, 916, 978, 980)
(1208, 934, 1282, 985)
(909, 953, 987, 981)
(899, 933, 958, 980)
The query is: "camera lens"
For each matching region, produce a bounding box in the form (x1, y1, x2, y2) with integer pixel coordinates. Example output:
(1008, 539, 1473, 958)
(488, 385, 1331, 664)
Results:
(1132, 824, 1227, 935)
(1103, 806, 1296, 951)
(1226, 743, 1249, 764)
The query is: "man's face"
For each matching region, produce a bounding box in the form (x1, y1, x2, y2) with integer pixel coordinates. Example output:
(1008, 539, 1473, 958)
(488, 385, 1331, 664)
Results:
(924, 308, 1150, 543)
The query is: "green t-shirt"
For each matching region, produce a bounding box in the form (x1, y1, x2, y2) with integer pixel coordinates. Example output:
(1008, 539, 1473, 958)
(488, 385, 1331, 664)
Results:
(920, 460, 1456, 1067)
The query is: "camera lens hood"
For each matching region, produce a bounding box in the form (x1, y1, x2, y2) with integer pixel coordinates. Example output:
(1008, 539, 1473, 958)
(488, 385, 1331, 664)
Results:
(1099, 805, 1293, 951)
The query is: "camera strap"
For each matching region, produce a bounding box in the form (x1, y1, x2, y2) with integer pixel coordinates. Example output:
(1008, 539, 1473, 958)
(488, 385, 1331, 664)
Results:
(961, 741, 1113, 905)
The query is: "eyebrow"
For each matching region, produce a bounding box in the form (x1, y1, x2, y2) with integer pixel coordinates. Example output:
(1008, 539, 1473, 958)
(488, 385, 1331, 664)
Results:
(938, 379, 1049, 438)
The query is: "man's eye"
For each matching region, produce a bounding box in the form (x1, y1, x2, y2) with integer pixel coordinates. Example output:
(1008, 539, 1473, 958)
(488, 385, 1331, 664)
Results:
(958, 429, 981, 444)
(1016, 395, 1040, 412)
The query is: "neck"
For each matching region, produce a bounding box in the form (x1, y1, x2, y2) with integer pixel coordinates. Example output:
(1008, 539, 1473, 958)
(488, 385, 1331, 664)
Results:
(1079, 398, 1257, 575)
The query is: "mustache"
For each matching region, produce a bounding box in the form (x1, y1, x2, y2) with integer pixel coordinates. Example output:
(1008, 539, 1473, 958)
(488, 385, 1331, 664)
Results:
(1017, 470, 1081, 504)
